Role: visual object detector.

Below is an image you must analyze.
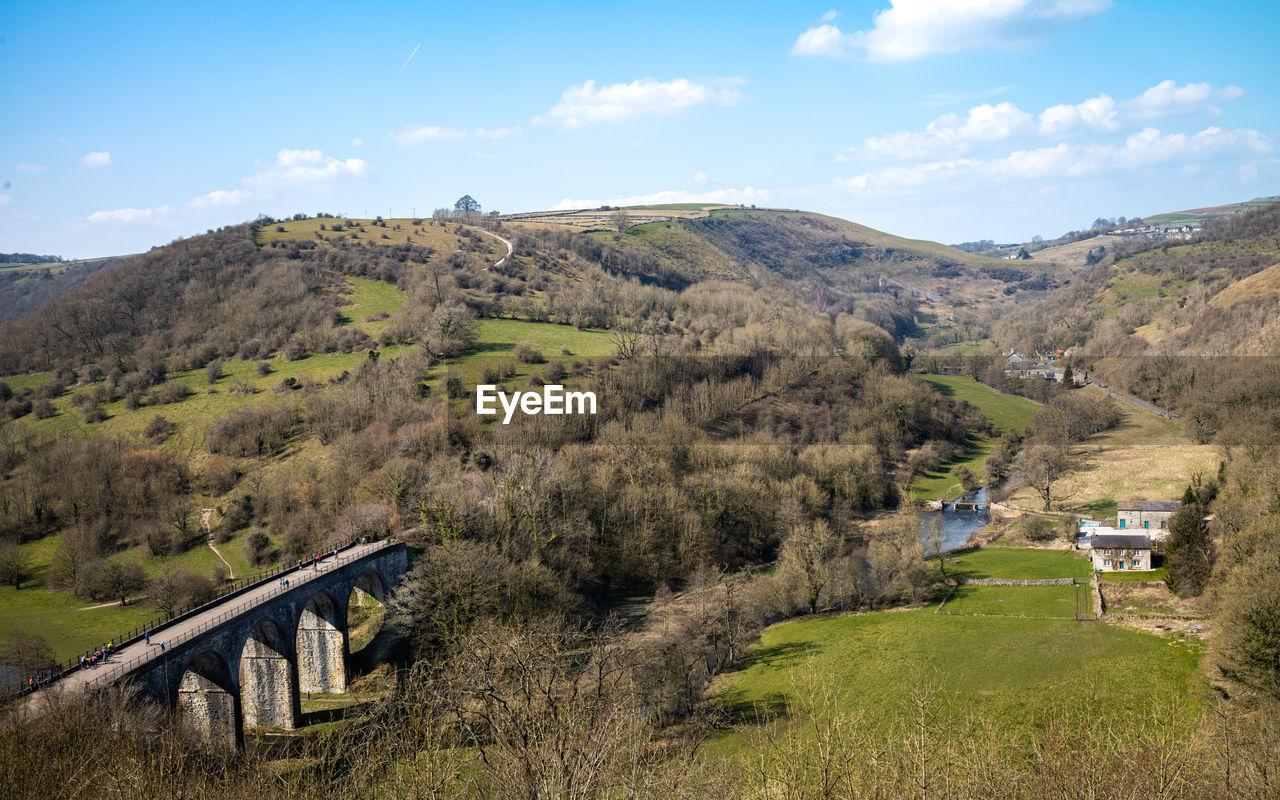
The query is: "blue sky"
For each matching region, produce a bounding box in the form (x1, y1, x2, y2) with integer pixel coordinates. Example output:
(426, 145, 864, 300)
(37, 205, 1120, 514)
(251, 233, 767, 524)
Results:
(2, 0, 1278, 258)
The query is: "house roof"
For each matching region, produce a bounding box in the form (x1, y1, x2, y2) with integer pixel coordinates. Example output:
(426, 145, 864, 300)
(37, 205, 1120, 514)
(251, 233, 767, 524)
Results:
(1117, 500, 1181, 512)
(1092, 533, 1151, 550)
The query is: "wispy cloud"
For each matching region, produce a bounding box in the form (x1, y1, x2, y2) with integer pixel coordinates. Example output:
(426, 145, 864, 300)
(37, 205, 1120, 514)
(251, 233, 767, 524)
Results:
(388, 125, 469, 145)
(396, 42, 420, 77)
(81, 151, 111, 167)
(189, 189, 253, 208)
(535, 77, 747, 129)
(792, 0, 1112, 61)
(921, 86, 1014, 108)
(15, 162, 46, 172)
(837, 126, 1270, 195)
(474, 126, 522, 139)
(245, 149, 369, 190)
(85, 205, 173, 224)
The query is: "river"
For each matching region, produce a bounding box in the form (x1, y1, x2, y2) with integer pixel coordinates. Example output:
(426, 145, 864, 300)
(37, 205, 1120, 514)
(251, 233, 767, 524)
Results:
(921, 487, 990, 554)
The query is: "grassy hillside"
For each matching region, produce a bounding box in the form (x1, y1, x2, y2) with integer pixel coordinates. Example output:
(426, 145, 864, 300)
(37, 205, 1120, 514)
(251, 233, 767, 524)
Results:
(1005, 385, 1216, 519)
(715, 547, 1199, 757)
(1144, 196, 1279, 226)
(718, 607, 1199, 743)
(909, 375, 1039, 500)
(0, 255, 131, 323)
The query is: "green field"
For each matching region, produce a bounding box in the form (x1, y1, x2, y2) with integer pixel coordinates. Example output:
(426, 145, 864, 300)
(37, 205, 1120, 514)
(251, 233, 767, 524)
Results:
(1101, 567, 1169, 584)
(944, 547, 1092, 580)
(16, 347, 409, 449)
(910, 375, 1040, 500)
(942, 584, 1087, 618)
(718, 610, 1199, 739)
(716, 547, 1201, 748)
(909, 435, 994, 501)
(920, 374, 1039, 433)
(0, 526, 283, 663)
(428, 318, 616, 388)
(338, 277, 407, 337)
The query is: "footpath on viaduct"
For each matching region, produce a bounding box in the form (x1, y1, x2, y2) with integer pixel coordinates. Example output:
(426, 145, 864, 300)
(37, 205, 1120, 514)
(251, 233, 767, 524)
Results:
(29, 539, 408, 748)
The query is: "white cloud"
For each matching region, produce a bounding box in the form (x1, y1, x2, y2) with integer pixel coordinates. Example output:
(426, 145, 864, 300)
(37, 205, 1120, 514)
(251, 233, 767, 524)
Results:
(535, 77, 746, 129)
(245, 149, 369, 190)
(792, 0, 1112, 61)
(189, 189, 253, 208)
(693, 170, 710, 184)
(474, 126, 521, 138)
(388, 125, 468, 145)
(850, 80, 1247, 161)
(15, 162, 45, 172)
(837, 125, 1270, 195)
(1037, 94, 1118, 136)
(1122, 79, 1245, 120)
(821, 9, 839, 22)
(855, 102, 1034, 160)
(352, 137, 364, 146)
(81, 151, 111, 167)
(86, 206, 173, 224)
(0, 194, 11, 205)
(791, 24, 853, 57)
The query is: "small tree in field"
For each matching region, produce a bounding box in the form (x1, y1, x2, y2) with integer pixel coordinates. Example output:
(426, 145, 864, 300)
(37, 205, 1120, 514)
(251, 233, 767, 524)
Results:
(611, 207, 631, 233)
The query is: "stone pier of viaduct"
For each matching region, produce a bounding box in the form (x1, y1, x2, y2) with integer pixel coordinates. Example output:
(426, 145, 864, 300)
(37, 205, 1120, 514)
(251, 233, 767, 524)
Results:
(96, 541, 406, 748)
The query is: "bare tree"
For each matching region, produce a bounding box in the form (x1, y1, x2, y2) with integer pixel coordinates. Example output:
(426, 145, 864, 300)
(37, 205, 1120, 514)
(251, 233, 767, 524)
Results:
(421, 303, 479, 357)
(1018, 444, 1072, 511)
(0, 541, 31, 589)
(611, 207, 632, 233)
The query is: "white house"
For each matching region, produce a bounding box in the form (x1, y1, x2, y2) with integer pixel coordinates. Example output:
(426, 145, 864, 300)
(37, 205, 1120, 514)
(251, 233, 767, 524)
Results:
(1090, 532, 1153, 572)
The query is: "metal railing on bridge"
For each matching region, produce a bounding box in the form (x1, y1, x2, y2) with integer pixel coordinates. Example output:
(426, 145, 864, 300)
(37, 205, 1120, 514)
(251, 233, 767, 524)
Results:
(2, 537, 398, 704)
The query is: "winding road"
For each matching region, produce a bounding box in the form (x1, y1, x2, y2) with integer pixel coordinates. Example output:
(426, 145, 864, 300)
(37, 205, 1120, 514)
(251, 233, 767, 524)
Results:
(1085, 378, 1179, 419)
(466, 225, 513, 269)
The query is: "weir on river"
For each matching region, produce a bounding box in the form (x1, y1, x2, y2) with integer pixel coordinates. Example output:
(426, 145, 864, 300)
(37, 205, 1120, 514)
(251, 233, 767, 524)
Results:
(922, 487, 991, 554)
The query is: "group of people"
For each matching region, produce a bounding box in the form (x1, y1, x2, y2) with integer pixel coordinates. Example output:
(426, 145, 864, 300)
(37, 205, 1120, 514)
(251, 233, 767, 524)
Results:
(23, 669, 55, 690)
(79, 643, 112, 669)
(302, 548, 342, 570)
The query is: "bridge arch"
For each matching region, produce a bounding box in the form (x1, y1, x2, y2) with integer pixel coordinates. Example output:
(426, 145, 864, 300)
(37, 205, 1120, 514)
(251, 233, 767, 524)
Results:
(240, 619, 298, 730)
(352, 569, 387, 603)
(297, 590, 346, 694)
(178, 651, 240, 749)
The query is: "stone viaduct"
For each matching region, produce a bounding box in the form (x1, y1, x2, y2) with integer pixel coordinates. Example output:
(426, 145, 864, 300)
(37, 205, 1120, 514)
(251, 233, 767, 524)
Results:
(57, 541, 407, 749)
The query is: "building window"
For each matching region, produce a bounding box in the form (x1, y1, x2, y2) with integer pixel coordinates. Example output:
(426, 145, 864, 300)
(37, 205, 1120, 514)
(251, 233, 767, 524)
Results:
(1103, 559, 1111, 566)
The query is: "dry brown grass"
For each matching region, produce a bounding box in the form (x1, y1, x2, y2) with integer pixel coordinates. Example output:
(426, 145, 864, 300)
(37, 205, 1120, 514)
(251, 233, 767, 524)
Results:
(1027, 234, 1114, 269)
(256, 217, 504, 263)
(1008, 386, 1219, 516)
(500, 206, 733, 230)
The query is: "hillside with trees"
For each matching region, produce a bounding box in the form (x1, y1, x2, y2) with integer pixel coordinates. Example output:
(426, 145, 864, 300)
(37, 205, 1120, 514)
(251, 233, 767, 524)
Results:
(4, 202, 1280, 800)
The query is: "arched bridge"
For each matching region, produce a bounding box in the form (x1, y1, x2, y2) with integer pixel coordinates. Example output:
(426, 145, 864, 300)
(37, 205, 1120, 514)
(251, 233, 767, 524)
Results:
(41, 540, 407, 748)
